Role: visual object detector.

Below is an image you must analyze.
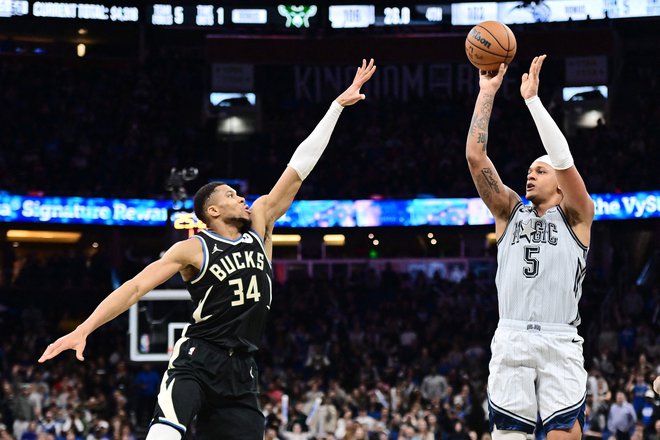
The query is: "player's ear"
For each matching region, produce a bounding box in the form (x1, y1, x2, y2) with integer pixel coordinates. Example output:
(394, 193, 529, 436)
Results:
(207, 205, 220, 219)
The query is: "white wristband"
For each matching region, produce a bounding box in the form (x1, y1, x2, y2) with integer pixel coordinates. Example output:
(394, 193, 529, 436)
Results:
(288, 101, 343, 180)
(525, 96, 574, 170)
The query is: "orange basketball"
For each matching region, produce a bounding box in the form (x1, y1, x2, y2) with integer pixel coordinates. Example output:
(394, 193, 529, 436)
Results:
(465, 21, 517, 72)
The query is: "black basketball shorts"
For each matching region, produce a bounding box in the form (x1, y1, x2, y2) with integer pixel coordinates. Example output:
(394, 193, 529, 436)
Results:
(149, 337, 265, 440)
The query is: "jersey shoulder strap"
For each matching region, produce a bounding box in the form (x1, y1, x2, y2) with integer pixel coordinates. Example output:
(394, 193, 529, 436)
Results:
(188, 230, 241, 285)
(496, 200, 524, 246)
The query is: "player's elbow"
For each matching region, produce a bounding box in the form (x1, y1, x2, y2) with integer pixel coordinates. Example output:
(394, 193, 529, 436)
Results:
(466, 151, 485, 168)
(125, 278, 146, 305)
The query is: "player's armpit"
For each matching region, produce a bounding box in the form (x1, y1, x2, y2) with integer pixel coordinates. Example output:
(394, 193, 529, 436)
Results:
(556, 166, 595, 226)
(243, 197, 274, 260)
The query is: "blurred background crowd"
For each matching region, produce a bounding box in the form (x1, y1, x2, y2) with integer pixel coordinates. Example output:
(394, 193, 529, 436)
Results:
(0, 263, 658, 439)
(0, 53, 658, 200)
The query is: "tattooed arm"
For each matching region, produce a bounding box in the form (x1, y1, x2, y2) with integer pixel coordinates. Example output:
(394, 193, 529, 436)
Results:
(465, 64, 520, 238)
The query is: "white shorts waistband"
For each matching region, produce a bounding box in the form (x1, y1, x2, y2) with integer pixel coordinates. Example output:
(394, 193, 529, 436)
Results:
(498, 319, 578, 335)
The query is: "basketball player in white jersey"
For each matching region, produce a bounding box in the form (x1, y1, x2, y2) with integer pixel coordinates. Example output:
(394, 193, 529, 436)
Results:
(38, 59, 376, 440)
(465, 55, 594, 440)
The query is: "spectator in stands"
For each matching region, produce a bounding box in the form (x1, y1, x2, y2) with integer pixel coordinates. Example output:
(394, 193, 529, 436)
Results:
(421, 370, 448, 403)
(648, 419, 660, 440)
(628, 375, 652, 416)
(39, 411, 60, 437)
(280, 422, 310, 440)
(609, 391, 638, 440)
(10, 384, 36, 439)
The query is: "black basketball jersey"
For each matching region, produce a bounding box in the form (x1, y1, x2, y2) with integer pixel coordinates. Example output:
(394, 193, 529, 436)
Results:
(182, 229, 273, 351)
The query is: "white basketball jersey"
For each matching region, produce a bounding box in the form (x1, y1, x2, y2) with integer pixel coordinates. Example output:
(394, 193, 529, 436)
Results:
(496, 202, 588, 325)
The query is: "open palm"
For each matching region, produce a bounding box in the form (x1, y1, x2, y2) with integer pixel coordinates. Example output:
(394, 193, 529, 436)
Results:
(521, 55, 547, 100)
(336, 58, 377, 106)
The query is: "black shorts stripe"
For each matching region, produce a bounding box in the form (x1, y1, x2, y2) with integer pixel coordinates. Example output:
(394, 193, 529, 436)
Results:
(542, 392, 587, 423)
(487, 395, 537, 426)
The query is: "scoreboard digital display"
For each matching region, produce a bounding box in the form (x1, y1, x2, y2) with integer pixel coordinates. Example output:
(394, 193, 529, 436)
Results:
(1, 1, 657, 27)
(0, 0, 138, 21)
(328, 4, 445, 28)
(149, 3, 321, 28)
(377, 5, 445, 26)
(151, 3, 224, 26)
(450, 0, 660, 25)
(149, 3, 446, 29)
(0, 0, 29, 17)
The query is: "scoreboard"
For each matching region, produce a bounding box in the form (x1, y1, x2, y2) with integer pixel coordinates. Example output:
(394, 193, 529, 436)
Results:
(147, 3, 447, 29)
(0, 1, 658, 28)
(327, 4, 445, 28)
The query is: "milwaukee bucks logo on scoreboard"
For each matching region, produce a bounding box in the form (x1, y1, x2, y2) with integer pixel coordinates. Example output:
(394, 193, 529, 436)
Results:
(277, 4, 317, 28)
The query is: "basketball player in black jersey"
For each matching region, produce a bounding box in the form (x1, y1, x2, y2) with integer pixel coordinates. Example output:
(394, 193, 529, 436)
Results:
(38, 58, 376, 440)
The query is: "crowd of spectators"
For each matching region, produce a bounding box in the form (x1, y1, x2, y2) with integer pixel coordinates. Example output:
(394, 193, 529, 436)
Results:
(0, 263, 657, 440)
(1, 51, 658, 201)
(0, 56, 204, 199)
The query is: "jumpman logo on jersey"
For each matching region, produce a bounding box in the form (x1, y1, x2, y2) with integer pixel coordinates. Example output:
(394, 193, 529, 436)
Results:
(212, 244, 221, 254)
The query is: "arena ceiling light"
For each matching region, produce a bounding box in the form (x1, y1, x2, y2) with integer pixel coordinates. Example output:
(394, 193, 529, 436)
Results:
(6, 230, 82, 243)
(323, 234, 345, 246)
(271, 234, 301, 246)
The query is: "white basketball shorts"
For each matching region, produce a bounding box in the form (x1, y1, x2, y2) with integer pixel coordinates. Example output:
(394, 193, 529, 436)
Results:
(487, 319, 587, 434)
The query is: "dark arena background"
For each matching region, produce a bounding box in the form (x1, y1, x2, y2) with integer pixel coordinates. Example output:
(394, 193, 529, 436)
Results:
(0, 1, 659, 439)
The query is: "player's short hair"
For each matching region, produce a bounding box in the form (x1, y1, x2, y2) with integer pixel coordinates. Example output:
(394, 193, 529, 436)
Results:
(193, 182, 226, 224)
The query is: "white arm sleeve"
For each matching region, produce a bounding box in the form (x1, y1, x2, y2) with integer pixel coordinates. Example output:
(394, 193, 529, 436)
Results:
(525, 96, 574, 170)
(288, 101, 343, 180)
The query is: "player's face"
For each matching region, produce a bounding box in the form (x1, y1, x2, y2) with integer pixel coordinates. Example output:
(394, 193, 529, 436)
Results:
(207, 185, 251, 226)
(526, 162, 558, 203)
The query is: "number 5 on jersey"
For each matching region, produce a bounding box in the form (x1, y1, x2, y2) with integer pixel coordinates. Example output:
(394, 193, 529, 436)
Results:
(523, 245, 540, 278)
(229, 275, 261, 306)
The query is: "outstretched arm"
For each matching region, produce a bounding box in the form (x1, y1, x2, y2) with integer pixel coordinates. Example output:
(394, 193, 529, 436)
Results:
(252, 59, 376, 229)
(521, 55, 594, 228)
(466, 63, 520, 236)
(38, 238, 201, 362)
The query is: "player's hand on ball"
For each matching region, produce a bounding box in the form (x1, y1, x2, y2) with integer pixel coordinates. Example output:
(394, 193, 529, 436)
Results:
(336, 58, 377, 107)
(38, 328, 87, 363)
(479, 63, 508, 93)
(521, 54, 547, 100)
(654, 376, 660, 395)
